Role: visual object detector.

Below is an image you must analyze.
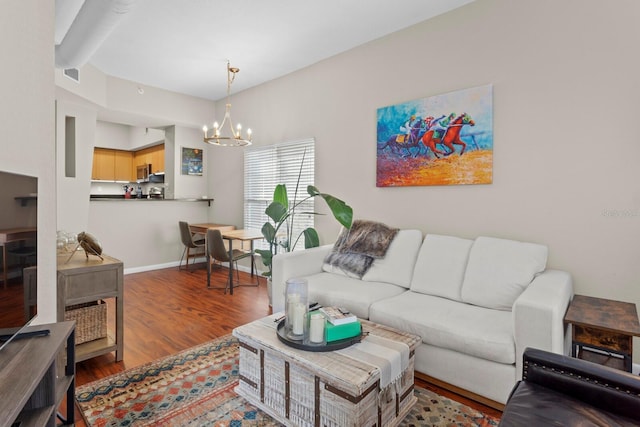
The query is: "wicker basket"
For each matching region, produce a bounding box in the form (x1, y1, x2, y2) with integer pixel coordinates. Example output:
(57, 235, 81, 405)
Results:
(64, 300, 107, 345)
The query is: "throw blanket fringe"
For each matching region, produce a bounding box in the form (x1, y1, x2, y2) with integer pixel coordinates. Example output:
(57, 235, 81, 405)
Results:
(324, 220, 399, 278)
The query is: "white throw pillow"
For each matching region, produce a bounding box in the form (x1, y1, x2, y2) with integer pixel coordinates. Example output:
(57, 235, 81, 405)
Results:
(409, 234, 474, 301)
(461, 237, 548, 311)
(361, 229, 423, 288)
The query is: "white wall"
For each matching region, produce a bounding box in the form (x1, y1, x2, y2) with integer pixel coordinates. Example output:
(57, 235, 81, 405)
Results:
(95, 120, 165, 151)
(95, 121, 130, 150)
(209, 0, 640, 359)
(128, 126, 165, 149)
(0, 1, 56, 323)
(88, 200, 211, 271)
(56, 100, 95, 233)
(173, 126, 210, 200)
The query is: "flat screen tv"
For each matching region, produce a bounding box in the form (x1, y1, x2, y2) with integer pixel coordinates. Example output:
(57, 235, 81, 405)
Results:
(0, 171, 38, 350)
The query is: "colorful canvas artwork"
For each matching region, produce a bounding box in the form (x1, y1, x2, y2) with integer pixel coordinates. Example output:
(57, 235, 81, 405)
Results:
(181, 147, 203, 176)
(376, 84, 493, 187)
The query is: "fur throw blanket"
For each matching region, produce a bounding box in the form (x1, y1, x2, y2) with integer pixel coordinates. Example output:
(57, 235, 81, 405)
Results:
(324, 220, 399, 278)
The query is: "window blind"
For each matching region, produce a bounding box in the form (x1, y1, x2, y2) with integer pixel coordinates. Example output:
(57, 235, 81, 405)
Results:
(244, 138, 315, 251)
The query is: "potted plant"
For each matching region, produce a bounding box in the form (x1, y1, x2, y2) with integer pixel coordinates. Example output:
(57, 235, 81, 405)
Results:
(255, 159, 353, 281)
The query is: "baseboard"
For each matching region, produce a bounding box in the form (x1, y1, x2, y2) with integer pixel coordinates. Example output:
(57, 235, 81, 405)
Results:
(123, 258, 263, 276)
(414, 371, 505, 412)
(124, 261, 181, 274)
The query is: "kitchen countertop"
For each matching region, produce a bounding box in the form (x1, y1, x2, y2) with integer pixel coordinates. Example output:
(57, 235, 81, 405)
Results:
(90, 195, 214, 205)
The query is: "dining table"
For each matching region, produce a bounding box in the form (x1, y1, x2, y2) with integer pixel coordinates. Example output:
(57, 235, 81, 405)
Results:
(0, 227, 37, 288)
(189, 224, 264, 293)
(189, 223, 236, 236)
(220, 229, 264, 294)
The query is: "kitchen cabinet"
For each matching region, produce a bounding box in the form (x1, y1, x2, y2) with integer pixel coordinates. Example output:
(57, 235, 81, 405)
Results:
(150, 144, 165, 173)
(134, 144, 165, 174)
(92, 148, 134, 181)
(92, 147, 115, 180)
(114, 150, 133, 181)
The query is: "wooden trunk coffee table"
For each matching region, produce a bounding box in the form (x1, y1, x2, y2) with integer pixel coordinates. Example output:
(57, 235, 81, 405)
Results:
(233, 315, 421, 427)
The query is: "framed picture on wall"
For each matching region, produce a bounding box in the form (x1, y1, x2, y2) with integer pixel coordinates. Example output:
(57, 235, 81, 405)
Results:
(181, 147, 203, 176)
(376, 84, 493, 187)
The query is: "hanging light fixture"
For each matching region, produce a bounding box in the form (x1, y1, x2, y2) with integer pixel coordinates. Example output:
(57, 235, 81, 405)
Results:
(203, 61, 252, 146)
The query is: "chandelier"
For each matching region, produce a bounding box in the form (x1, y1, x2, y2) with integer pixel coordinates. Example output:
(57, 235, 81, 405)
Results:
(203, 61, 252, 146)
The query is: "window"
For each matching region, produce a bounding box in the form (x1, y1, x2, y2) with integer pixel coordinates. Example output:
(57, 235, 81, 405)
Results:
(244, 139, 315, 251)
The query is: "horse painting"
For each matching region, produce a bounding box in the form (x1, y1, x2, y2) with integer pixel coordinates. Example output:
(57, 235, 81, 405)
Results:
(420, 113, 475, 158)
(377, 119, 425, 157)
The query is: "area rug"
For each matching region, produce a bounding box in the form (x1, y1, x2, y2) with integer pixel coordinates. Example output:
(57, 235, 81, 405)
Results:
(76, 334, 500, 426)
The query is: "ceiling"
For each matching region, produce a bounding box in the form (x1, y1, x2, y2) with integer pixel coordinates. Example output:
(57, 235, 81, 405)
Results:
(55, 0, 474, 102)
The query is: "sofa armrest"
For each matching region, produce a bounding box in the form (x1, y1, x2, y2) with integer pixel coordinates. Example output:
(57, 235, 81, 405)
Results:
(271, 245, 332, 313)
(512, 269, 573, 380)
(521, 347, 640, 420)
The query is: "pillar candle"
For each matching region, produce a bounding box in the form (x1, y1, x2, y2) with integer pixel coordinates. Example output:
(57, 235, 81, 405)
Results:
(292, 302, 305, 335)
(287, 293, 300, 325)
(309, 313, 325, 343)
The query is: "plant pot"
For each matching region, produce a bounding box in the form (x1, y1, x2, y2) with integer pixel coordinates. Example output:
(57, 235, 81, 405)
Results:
(267, 277, 273, 308)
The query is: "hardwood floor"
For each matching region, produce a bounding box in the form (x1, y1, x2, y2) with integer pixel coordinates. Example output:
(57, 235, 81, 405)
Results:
(70, 262, 502, 424)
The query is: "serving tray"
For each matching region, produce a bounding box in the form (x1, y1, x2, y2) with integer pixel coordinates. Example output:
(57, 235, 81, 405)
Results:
(275, 319, 362, 352)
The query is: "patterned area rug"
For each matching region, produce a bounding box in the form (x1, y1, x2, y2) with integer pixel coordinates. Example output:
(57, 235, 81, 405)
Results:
(76, 334, 500, 426)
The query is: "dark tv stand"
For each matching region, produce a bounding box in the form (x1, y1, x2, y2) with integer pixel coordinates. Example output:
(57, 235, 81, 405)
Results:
(0, 322, 75, 427)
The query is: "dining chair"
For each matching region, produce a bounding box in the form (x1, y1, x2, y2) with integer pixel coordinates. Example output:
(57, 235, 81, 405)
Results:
(207, 228, 252, 292)
(178, 221, 205, 271)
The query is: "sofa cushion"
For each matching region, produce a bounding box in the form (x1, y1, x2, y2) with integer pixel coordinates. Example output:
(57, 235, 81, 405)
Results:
(461, 237, 548, 311)
(362, 229, 423, 288)
(370, 291, 515, 364)
(410, 234, 473, 301)
(304, 272, 408, 319)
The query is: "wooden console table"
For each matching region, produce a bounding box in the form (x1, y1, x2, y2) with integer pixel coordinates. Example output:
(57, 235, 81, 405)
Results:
(0, 321, 75, 427)
(57, 253, 124, 362)
(564, 294, 640, 372)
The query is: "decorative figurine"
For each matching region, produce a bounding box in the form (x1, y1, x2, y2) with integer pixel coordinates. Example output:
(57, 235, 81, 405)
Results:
(65, 231, 104, 263)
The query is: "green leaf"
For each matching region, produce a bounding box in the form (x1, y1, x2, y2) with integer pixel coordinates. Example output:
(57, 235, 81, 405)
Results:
(307, 185, 353, 229)
(307, 185, 320, 197)
(255, 249, 272, 265)
(265, 202, 288, 224)
(273, 184, 288, 211)
(261, 222, 277, 244)
(302, 228, 320, 248)
(254, 249, 272, 277)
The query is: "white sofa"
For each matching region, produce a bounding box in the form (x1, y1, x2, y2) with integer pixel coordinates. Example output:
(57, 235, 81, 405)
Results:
(272, 230, 573, 406)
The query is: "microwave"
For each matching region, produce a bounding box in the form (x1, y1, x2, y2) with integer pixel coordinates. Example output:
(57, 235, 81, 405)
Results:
(136, 164, 151, 181)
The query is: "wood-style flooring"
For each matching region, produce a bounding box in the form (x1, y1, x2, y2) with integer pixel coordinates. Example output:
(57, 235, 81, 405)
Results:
(70, 262, 502, 424)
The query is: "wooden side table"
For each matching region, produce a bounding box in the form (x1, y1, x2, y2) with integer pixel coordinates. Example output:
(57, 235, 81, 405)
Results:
(57, 253, 124, 362)
(564, 295, 640, 372)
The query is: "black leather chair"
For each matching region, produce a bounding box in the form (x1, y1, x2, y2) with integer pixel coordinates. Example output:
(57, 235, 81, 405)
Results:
(500, 347, 640, 426)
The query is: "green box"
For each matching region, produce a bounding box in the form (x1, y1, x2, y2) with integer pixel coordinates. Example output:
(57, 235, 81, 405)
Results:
(325, 320, 361, 342)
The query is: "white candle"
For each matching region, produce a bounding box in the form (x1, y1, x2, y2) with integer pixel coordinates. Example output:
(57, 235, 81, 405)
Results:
(287, 293, 300, 325)
(292, 302, 305, 335)
(309, 313, 325, 343)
